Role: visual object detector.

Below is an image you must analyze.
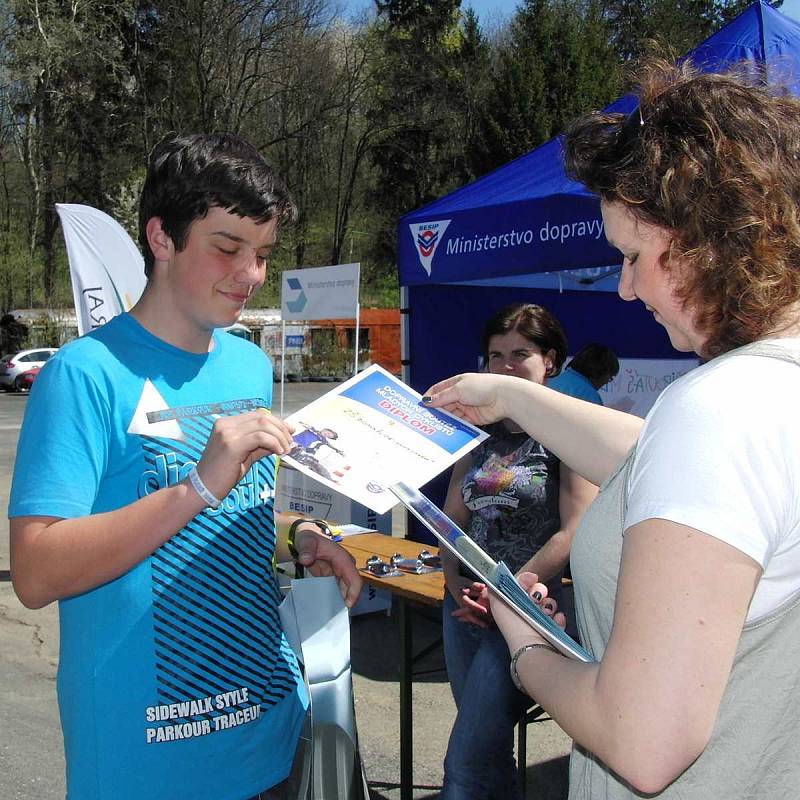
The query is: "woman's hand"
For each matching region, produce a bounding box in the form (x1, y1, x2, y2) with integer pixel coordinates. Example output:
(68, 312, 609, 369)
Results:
(490, 572, 567, 654)
(422, 373, 516, 427)
(445, 573, 475, 604)
(449, 579, 493, 628)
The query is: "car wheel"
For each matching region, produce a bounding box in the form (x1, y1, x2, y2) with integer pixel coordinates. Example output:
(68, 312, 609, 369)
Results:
(13, 376, 28, 393)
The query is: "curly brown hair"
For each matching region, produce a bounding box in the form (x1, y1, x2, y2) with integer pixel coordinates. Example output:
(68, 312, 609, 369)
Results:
(564, 58, 800, 357)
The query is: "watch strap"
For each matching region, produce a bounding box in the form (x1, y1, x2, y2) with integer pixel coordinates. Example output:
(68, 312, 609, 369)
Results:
(287, 517, 332, 561)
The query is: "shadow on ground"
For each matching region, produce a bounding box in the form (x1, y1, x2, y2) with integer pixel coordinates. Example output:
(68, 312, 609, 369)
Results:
(366, 755, 569, 800)
(350, 601, 448, 684)
(351, 602, 570, 799)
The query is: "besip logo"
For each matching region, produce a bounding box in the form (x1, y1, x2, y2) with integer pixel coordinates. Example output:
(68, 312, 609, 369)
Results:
(409, 219, 451, 276)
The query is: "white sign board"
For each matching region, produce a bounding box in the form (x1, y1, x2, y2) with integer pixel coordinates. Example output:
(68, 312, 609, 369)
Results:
(280, 262, 360, 321)
(57, 204, 146, 335)
(600, 358, 699, 417)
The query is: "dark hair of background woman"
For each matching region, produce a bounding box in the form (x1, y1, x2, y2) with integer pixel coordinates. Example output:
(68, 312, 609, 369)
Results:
(481, 303, 569, 377)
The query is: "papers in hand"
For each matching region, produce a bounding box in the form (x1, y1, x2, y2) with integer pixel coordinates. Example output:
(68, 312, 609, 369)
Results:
(390, 481, 594, 662)
(281, 365, 488, 514)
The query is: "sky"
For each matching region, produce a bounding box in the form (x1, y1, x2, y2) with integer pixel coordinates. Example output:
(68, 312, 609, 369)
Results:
(784, 0, 800, 19)
(348, 0, 800, 27)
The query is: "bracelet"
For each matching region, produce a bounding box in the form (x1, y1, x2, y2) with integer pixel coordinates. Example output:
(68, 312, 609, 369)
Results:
(509, 642, 558, 692)
(187, 466, 222, 509)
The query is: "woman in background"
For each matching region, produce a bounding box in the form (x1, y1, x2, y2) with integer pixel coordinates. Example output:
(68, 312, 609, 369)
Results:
(440, 302, 597, 800)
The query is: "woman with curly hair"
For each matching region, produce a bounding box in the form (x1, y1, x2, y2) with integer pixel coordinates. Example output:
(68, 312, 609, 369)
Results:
(424, 59, 800, 798)
(439, 302, 597, 800)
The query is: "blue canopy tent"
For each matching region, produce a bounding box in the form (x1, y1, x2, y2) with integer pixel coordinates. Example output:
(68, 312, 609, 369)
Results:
(396, 1, 800, 535)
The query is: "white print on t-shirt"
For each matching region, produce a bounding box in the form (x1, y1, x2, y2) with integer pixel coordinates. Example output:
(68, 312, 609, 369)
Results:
(127, 380, 185, 440)
(145, 686, 261, 743)
(137, 452, 274, 514)
(466, 494, 520, 511)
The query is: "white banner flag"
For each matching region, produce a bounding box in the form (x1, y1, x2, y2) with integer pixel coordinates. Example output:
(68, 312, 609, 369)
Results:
(281, 263, 360, 321)
(57, 203, 146, 336)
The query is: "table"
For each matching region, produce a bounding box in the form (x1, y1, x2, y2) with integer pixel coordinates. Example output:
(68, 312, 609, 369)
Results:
(341, 533, 444, 800)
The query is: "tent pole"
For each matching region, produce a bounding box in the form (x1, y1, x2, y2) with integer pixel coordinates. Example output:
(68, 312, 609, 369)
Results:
(400, 286, 410, 386)
(280, 320, 286, 416)
(353, 303, 361, 377)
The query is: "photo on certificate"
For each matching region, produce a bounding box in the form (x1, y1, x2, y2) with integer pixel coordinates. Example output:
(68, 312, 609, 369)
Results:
(281, 365, 488, 514)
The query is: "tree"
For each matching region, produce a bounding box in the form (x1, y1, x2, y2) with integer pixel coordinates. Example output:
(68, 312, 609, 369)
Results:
(603, 0, 781, 63)
(3, 0, 146, 303)
(327, 23, 384, 266)
(0, 311, 28, 353)
(366, 0, 467, 263)
(469, 0, 620, 173)
(455, 8, 493, 183)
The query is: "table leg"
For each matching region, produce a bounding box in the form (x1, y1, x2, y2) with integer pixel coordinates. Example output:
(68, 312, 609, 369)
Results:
(398, 597, 413, 800)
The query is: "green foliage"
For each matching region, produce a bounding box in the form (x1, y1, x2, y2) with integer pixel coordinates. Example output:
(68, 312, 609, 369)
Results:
(0, 0, 788, 313)
(301, 328, 365, 378)
(604, 0, 780, 62)
(467, 0, 620, 174)
(0, 313, 28, 354)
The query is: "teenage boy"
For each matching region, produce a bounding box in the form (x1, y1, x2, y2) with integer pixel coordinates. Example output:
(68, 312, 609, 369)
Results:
(8, 133, 362, 800)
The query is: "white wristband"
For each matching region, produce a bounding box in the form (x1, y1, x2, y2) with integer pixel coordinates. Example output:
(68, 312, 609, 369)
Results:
(188, 466, 222, 509)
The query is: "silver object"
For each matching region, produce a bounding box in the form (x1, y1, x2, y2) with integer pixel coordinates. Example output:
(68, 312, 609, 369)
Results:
(364, 556, 402, 577)
(390, 552, 442, 574)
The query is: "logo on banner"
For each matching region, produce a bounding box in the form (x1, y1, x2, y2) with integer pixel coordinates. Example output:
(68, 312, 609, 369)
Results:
(409, 219, 451, 275)
(285, 277, 307, 313)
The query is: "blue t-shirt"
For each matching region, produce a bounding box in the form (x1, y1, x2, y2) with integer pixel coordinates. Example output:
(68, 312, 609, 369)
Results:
(548, 366, 603, 405)
(9, 314, 307, 800)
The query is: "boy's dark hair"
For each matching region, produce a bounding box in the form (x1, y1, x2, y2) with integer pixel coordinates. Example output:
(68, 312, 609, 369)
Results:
(567, 343, 619, 386)
(481, 303, 568, 377)
(138, 133, 297, 277)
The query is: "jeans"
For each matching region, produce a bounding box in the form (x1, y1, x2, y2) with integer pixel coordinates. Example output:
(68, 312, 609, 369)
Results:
(440, 593, 530, 800)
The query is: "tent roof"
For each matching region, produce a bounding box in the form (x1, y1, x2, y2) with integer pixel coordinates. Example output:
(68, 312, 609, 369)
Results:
(398, 1, 800, 289)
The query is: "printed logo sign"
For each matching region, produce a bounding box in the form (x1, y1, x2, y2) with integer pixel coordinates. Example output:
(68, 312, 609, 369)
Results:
(284, 277, 307, 313)
(281, 263, 359, 321)
(409, 219, 451, 275)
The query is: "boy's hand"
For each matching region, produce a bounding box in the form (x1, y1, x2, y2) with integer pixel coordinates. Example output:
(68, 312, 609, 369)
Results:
(195, 410, 294, 501)
(294, 525, 363, 607)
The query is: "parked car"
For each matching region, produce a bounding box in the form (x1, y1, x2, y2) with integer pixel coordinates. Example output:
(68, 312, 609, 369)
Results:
(0, 348, 57, 391)
(15, 366, 40, 392)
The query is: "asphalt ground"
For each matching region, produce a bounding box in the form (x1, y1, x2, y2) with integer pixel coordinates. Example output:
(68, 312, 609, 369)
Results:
(0, 383, 570, 799)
